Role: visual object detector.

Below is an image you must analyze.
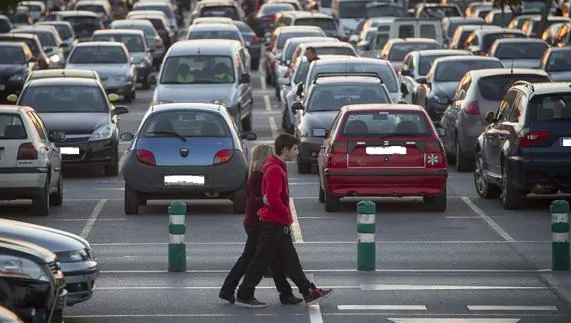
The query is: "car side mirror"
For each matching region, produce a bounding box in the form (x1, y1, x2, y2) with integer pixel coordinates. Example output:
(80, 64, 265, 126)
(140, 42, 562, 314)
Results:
(435, 126, 446, 137)
(6, 94, 18, 103)
(48, 131, 65, 142)
(400, 83, 409, 96)
(113, 105, 129, 115)
(296, 83, 304, 97)
(240, 132, 257, 140)
(417, 76, 427, 84)
(357, 40, 370, 50)
(239, 73, 250, 84)
(120, 132, 134, 141)
(349, 34, 359, 44)
(292, 101, 304, 111)
(485, 111, 495, 124)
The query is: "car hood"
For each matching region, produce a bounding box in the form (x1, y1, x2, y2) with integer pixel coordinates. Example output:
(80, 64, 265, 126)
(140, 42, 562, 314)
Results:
(0, 219, 88, 253)
(500, 59, 540, 69)
(430, 81, 458, 100)
(154, 84, 233, 103)
(0, 64, 27, 77)
(39, 113, 109, 134)
(549, 71, 571, 82)
(66, 63, 129, 79)
(304, 110, 339, 130)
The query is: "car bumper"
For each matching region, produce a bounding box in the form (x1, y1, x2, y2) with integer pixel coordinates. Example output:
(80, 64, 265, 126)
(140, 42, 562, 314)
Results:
(323, 169, 447, 197)
(248, 45, 261, 59)
(0, 170, 48, 192)
(61, 262, 98, 306)
(426, 101, 448, 121)
(136, 65, 152, 79)
(299, 138, 325, 162)
(103, 82, 133, 95)
(122, 151, 249, 199)
(506, 156, 571, 191)
(56, 138, 117, 166)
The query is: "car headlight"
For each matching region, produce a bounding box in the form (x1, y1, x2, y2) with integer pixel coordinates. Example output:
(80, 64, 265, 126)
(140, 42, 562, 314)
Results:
(50, 54, 60, 63)
(89, 124, 112, 141)
(0, 255, 50, 282)
(56, 249, 90, 263)
(312, 128, 327, 137)
(9, 74, 23, 81)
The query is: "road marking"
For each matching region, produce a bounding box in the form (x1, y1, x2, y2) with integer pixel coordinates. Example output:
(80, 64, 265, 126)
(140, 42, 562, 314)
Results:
(91, 240, 550, 246)
(47, 218, 124, 222)
(289, 198, 304, 243)
(67, 314, 307, 318)
(260, 75, 266, 90)
(269, 116, 278, 138)
(298, 216, 330, 219)
(263, 94, 272, 111)
(338, 305, 427, 311)
(360, 284, 546, 291)
(308, 304, 323, 323)
(94, 285, 359, 290)
(467, 306, 558, 311)
(98, 269, 550, 274)
(446, 216, 480, 219)
(79, 199, 107, 239)
(387, 319, 521, 323)
(461, 197, 515, 242)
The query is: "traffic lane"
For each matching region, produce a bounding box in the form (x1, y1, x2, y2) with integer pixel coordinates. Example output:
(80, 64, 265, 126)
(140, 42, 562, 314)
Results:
(322, 315, 570, 323)
(66, 316, 306, 323)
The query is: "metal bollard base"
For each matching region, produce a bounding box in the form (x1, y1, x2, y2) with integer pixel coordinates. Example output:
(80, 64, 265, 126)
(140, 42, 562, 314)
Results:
(357, 242, 376, 271)
(552, 242, 570, 271)
(168, 243, 187, 272)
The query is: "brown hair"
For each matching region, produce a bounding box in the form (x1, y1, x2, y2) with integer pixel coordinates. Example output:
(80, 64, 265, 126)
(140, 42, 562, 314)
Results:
(274, 133, 300, 155)
(249, 144, 274, 174)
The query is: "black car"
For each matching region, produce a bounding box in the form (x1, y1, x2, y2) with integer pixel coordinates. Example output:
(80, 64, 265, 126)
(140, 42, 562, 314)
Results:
(0, 42, 38, 102)
(232, 21, 261, 70)
(0, 33, 50, 70)
(0, 238, 67, 323)
(13, 77, 129, 176)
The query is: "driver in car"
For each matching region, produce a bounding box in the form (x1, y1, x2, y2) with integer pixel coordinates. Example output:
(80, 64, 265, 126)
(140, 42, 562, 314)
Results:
(214, 62, 233, 82)
(176, 63, 195, 83)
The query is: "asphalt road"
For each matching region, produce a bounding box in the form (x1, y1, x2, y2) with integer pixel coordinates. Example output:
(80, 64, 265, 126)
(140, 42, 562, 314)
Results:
(2, 71, 571, 323)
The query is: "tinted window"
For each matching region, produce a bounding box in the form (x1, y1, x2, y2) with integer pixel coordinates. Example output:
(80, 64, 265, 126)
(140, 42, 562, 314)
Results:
(233, 21, 254, 33)
(0, 38, 37, 55)
(92, 34, 145, 52)
(314, 46, 355, 56)
(142, 110, 229, 137)
(51, 24, 73, 39)
(491, 12, 514, 26)
(482, 32, 526, 50)
(311, 63, 398, 92)
(143, 18, 166, 31)
(160, 55, 235, 84)
(307, 84, 390, 112)
(200, 6, 239, 20)
(398, 25, 415, 38)
(0, 19, 11, 33)
(528, 94, 571, 122)
(340, 111, 431, 137)
(260, 4, 294, 15)
(133, 5, 173, 18)
(113, 24, 155, 36)
(75, 4, 106, 13)
(418, 54, 464, 76)
(294, 59, 309, 83)
(546, 50, 571, 71)
(18, 30, 56, 46)
(421, 6, 461, 18)
(188, 30, 241, 41)
(339, 1, 368, 18)
(366, 5, 404, 17)
(447, 21, 484, 38)
(433, 60, 503, 82)
(478, 74, 551, 101)
(494, 42, 548, 59)
(294, 18, 335, 30)
(69, 46, 127, 63)
(278, 31, 323, 48)
(388, 42, 441, 61)
(420, 24, 436, 39)
(374, 33, 389, 49)
(19, 86, 108, 113)
(63, 16, 100, 36)
(0, 46, 26, 64)
(9, 13, 29, 24)
(0, 114, 26, 139)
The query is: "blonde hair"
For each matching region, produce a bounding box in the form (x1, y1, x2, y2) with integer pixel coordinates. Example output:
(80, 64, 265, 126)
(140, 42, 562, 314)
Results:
(249, 144, 274, 174)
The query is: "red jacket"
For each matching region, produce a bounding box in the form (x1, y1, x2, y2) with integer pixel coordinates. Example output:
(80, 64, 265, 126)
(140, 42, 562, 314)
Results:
(257, 155, 292, 226)
(244, 171, 263, 230)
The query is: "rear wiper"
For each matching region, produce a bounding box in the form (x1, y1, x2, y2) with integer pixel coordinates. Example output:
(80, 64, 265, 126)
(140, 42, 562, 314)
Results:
(147, 130, 187, 142)
(379, 133, 419, 138)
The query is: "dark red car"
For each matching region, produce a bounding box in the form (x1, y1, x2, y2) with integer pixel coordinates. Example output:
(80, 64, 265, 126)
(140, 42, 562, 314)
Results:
(317, 104, 448, 212)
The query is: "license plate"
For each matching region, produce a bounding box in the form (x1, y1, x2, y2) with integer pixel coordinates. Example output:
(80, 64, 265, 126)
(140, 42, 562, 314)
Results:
(0, 85, 5, 91)
(60, 147, 80, 155)
(164, 175, 205, 185)
(563, 138, 571, 147)
(366, 146, 407, 155)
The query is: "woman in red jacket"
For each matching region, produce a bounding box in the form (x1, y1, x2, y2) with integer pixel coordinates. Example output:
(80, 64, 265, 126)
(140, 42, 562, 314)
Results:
(219, 144, 303, 305)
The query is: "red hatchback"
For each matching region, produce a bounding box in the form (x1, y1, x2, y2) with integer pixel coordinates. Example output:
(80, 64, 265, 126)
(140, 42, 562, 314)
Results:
(317, 104, 448, 212)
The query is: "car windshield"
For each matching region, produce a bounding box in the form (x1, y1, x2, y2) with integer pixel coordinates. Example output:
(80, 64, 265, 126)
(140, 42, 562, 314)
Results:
(528, 94, 571, 122)
(76, 4, 105, 13)
(141, 110, 229, 137)
(294, 59, 309, 83)
(312, 63, 398, 92)
(340, 111, 431, 137)
(50, 24, 73, 39)
(546, 51, 571, 72)
(17, 30, 56, 46)
(313, 46, 355, 56)
(278, 31, 323, 48)
(482, 32, 527, 50)
(307, 84, 390, 112)
(134, 5, 173, 18)
(494, 42, 548, 60)
(478, 74, 551, 101)
(0, 114, 26, 140)
(92, 34, 145, 52)
(434, 60, 503, 82)
(188, 30, 241, 41)
(0, 47, 26, 64)
(160, 55, 235, 84)
(200, 6, 238, 19)
(233, 21, 253, 33)
(447, 20, 484, 37)
(69, 46, 127, 63)
(113, 24, 155, 36)
(0, 19, 11, 33)
(339, 1, 368, 19)
(366, 5, 404, 18)
(388, 43, 440, 61)
(260, 4, 294, 15)
(419, 53, 466, 76)
(422, 6, 461, 18)
(19, 86, 108, 113)
(294, 18, 336, 30)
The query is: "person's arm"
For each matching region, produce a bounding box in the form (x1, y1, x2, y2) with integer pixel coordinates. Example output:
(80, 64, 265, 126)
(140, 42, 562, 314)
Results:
(263, 166, 289, 217)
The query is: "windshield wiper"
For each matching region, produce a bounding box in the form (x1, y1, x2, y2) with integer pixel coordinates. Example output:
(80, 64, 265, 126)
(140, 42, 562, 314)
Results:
(146, 130, 187, 142)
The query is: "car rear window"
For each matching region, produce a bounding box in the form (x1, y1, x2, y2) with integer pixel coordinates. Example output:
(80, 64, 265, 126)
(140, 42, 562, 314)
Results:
(0, 46, 26, 64)
(421, 6, 462, 18)
(310, 63, 398, 92)
(0, 18, 11, 33)
(433, 59, 504, 82)
(145, 18, 166, 31)
(278, 31, 323, 48)
(490, 12, 514, 26)
(260, 4, 294, 15)
(19, 85, 108, 113)
(307, 84, 390, 112)
(142, 110, 229, 137)
(294, 18, 336, 30)
(482, 32, 526, 50)
(478, 74, 551, 101)
(76, 4, 106, 13)
(388, 42, 441, 61)
(70, 45, 127, 64)
(200, 6, 239, 20)
(188, 30, 241, 41)
(18, 30, 56, 46)
(340, 111, 431, 138)
(51, 24, 73, 39)
(114, 23, 155, 37)
(0, 114, 27, 140)
(546, 50, 571, 72)
(92, 34, 145, 52)
(418, 53, 467, 76)
(527, 93, 571, 122)
(134, 5, 173, 19)
(314, 46, 355, 56)
(494, 42, 548, 59)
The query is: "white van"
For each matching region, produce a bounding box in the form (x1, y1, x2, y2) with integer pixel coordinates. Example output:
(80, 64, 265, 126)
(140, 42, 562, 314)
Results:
(388, 17, 443, 44)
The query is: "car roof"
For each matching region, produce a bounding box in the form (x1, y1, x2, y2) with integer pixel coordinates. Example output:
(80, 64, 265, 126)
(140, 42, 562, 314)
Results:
(26, 77, 100, 87)
(0, 105, 29, 113)
(150, 103, 224, 113)
(2, 33, 36, 39)
(134, 1, 171, 6)
(193, 17, 233, 24)
(342, 104, 425, 113)
(514, 82, 571, 95)
(282, 11, 330, 18)
(493, 38, 547, 44)
(112, 19, 153, 26)
(473, 28, 524, 36)
(55, 10, 99, 17)
(188, 24, 238, 31)
(75, 41, 125, 48)
(529, 16, 570, 22)
(28, 69, 100, 80)
(312, 56, 392, 66)
(167, 39, 241, 56)
(416, 49, 470, 57)
(76, 0, 107, 5)
(298, 41, 351, 49)
(546, 47, 571, 53)
(129, 11, 167, 17)
(314, 75, 384, 85)
(93, 29, 145, 36)
(200, 1, 238, 7)
(286, 36, 336, 44)
(0, 237, 55, 263)
(0, 42, 26, 48)
(277, 25, 325, 33)
(13, 25, 56, 33)
(468, 68, 549, 78)
(433, 56, 501, 63)
(457, 24, 502, 31)
(37, 21, 72, 26)
(443, 16, 483, 22)
(390, 38, 440, 44)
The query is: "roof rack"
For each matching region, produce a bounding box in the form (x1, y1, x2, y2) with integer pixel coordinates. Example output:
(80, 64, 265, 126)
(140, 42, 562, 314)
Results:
(313, 72, 383, 84)
(512, 80, 534, 91)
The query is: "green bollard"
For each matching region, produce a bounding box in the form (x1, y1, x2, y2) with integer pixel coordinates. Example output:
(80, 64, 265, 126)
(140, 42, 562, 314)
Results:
(357, 200, 376, 271)
(551, 200, 570, 271)
(168, 201, 187, 272)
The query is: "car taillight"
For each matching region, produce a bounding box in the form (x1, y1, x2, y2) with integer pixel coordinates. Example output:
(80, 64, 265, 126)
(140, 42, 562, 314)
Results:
(136, 149, 156, 166)
(518, 129, 550, 147)
(156, 42, 163, 49)
(17, 143, 38, 160)
(262, 14, 276, 21)
(214, 149, 234, 165)
(464, 101, 480, 115)
(425, 141, 445, 168)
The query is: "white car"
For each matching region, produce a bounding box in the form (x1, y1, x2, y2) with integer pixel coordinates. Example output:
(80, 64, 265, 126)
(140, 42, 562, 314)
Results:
(0, 105, 63, 215)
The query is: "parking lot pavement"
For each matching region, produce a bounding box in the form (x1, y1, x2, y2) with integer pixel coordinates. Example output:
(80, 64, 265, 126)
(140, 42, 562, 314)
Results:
(2, 71, 571, 322)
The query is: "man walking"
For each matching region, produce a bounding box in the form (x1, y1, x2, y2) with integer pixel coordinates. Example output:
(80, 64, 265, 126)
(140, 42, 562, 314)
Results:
(235, 133, 333, 308)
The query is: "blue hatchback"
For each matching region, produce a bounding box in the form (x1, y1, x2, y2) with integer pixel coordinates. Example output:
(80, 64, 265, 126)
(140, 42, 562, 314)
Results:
(120, 103, 257, 215)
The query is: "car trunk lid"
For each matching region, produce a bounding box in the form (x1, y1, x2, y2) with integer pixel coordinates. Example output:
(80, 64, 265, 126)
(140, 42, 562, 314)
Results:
(346, 138, 427, 168)
(135, 137, 234, 166)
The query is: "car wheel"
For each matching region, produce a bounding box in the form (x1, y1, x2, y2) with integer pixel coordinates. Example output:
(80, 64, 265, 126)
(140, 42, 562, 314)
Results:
(104, 158, 119, 177)
(324, 190, 339, 212)
(455, 140, 472, 172)
(474, 151, 501, 199)
(241, 113, 252, 132)
(232, 185, 247, 214)
(251, 57, 259, 70)
(500, 163, 526, 210)
(124, 185, 140, 215)
(318, 184, 325, 203)
(424, 190, 447, 212)
(32, 176, 50, 216)
(49, 173, 63, 206)
(297, 155, 311, 174)
(142, 75, 151, 90)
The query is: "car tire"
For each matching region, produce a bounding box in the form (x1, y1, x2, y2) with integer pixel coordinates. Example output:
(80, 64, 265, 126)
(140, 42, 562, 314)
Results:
(297, 155, 311, 174)
(455, 140, 472, 172)
(474, 151, 501, 199)
(318, 184, 325, 203)
(124, 185, 140, 215)
(241, 112, 252, 132)
(104, 158, 119, 177)
(32, 176, 50, 216)
(49, 173, 63, 206)
(232, 185, 247, 214)
(324, 190, 339, 212)
(500, 163, 526, 210)
(251, 57, 259, 70)
(424, 190, 447, 212)
(142, 75, 151, 90)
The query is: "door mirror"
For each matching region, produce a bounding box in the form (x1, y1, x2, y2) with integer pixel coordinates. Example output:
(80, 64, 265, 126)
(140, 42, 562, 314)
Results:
(292, 101, 304, 110)
(485, 111, 495, 124)
(435, 126, 446, 137)
(239, 73, 250, 84)
(240, 132, 257, 140)
(400, 83, 409, 96)
(357, 40, 370, 50)
(48, 131, 65, 142)
(6, 94, 17, 103)
(112, 105, 129, 115)
(349, 34, 359, 44)
(296, 83, 304, 97)
(417, 76, 427, 84)
(120, 132, 134, 141)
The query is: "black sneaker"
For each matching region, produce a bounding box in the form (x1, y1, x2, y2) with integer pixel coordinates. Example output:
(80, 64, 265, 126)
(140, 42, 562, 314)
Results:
(235, 297, 268, 308)
(218, 290, 235, 304)
(304, 287, 334, 305)
(280, 294, 303, 305)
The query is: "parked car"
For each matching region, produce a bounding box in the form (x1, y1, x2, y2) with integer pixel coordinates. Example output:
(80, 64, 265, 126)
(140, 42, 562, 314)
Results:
(488, 38, 549, 69)
(540, 47, 571, 81)
(24, 68, 100, 84)
(0, 42, 38, 100)
(0, 33, 50, 70)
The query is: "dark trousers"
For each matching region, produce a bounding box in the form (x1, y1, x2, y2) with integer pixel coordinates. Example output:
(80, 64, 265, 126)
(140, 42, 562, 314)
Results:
(237, 221, 312, 300)
(221, 223, 292, 296)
